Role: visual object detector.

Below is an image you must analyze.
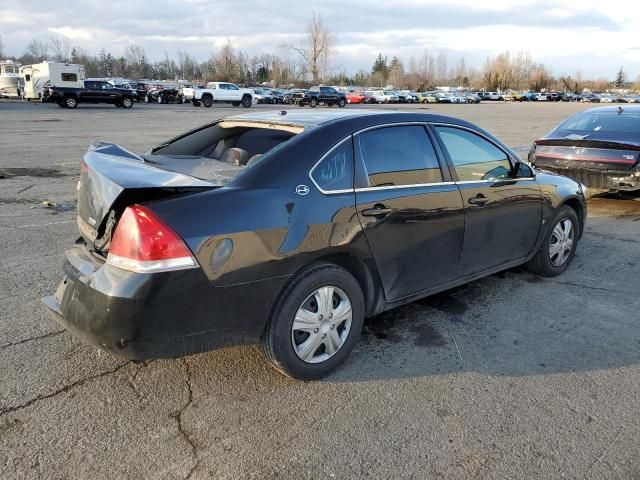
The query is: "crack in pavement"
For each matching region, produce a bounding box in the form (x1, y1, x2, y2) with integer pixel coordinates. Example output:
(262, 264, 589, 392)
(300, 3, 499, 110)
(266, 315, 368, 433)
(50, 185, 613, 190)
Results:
(0, 361, 130, 416)
(172, 358, 200, 480)
(0, 329, 66, 349)
(537, 278, 640, 295)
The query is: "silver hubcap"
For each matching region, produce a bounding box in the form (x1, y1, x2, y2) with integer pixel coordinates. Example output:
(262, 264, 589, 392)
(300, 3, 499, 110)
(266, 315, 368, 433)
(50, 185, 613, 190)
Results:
(66, 98, 75, 107)
(549, 218, 574, 267)
(291, 286, 352, 364)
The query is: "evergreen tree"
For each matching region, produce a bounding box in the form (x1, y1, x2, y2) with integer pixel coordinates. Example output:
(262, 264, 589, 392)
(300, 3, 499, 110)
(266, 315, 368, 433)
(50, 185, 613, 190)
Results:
(615, 66, 626, 88)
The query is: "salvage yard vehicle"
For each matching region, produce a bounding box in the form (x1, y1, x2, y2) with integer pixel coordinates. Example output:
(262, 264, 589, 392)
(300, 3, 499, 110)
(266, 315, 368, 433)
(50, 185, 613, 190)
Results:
(43, 110, 586, 380)
(530, 105, 640, 193)
(144, 83, 180, 104)
(42, 79, 135, 108)
(297, 86, 347, 108)
(191, 81, 255, 108)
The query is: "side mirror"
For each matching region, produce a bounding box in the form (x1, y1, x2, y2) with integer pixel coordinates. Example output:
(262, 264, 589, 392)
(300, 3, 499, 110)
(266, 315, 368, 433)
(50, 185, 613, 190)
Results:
(514, 162, 535, 179)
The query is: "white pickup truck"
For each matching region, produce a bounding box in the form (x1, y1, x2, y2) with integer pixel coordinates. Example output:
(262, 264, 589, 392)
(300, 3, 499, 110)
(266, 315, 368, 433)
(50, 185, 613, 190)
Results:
(186, 82, 256, 108)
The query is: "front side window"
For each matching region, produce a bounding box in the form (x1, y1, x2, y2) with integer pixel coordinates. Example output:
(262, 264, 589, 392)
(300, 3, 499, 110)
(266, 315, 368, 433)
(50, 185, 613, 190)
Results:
(357, 126, 443, 187)
(61, 73, 77, 82)
(311, 138, 354, 192)
(226, 84, 239, 90)
(435, 126, 512, 181)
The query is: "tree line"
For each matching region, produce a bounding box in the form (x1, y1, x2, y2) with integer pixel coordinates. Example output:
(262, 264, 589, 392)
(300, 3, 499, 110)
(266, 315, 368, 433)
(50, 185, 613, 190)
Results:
(1, 27, 635, 92)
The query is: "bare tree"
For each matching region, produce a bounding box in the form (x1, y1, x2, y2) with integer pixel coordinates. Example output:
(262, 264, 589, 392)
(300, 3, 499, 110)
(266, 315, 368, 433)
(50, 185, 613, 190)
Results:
(50, 36, 72, 63)
(284, 13, 333, 83)
(25, 39, 49, 63)
(435, 52, 448, 85)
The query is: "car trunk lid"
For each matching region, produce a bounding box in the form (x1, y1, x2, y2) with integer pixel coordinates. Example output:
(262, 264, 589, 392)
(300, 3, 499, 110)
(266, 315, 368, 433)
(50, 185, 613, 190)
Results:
(533, 136, 640, 171)
(77, 141, 220, 249)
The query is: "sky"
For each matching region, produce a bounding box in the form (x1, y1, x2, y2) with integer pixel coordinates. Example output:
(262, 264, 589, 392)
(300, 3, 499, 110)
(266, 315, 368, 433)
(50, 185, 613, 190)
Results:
(1, 0, 639, 80)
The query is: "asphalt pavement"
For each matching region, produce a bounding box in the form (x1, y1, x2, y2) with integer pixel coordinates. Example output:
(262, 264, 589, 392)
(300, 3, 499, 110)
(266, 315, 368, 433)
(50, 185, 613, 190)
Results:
(0, 100, 639, 479)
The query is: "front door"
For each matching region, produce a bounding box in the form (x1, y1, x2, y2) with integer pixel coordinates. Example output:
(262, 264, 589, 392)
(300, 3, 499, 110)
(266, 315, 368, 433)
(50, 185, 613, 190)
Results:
(355, 125, 465, 301)
(432, 125, 543, 275)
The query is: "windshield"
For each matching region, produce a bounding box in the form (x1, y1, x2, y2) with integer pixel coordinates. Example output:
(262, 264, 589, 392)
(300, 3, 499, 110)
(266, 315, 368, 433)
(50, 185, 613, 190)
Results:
(558, 111, 640, 133)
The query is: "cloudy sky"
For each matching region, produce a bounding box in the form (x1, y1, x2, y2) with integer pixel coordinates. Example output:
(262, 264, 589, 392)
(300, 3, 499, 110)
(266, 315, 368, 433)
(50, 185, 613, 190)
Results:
(2, 0, 639, 79)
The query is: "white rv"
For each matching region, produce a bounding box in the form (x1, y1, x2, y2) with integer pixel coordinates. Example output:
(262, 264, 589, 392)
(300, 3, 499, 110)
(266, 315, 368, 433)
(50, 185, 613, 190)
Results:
(20, 62, 85, 101)
(0, 60, 22, 98)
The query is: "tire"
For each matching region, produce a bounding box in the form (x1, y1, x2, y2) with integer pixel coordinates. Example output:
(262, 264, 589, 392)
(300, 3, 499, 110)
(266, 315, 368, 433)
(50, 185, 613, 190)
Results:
(144, 95, 151, 103)
(338, 98, 346, 108)
(241, 95, 252, 108)
(309, 98, 318, 108)
(192, 100, 201, 107)
(526, 205, 579, 277)
(122, 97, 133, 109)
(157, 94, 163, 104)
(202, 95, 213, 108)
(64, 96, 78, 109)
(232, 101, 240, 107)
(261, 263, 365, 380)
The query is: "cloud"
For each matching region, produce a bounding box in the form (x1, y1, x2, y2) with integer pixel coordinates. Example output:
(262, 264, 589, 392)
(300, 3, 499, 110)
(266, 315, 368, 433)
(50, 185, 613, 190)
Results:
(0, 0, 638, 78)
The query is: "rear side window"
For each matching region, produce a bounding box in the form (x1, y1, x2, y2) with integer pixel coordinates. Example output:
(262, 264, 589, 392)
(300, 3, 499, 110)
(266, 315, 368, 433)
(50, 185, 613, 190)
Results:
(311, 138, 354, 192)
(435, 126, 512, 181)
(558, 112, 640, 133)
(61, 73, 77, 82)
(357, 126, 442, 187)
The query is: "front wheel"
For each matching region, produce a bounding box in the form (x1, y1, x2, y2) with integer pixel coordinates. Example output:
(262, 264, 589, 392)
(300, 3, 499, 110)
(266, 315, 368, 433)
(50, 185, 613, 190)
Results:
(192, 100, 201, 107)
(338, 98, 346, 108)
(122, 97, 133, 109)
(309, 98, 318, 108)
(202, 95, 213, 108)
(241, 95, 252, 108)
(261, 264, 365, 380)
(526, 205, 579, 277)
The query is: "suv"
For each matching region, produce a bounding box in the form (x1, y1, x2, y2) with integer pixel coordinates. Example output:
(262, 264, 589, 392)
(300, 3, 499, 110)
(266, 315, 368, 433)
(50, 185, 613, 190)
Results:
(297, 86, 347, 108)
(191, 82, 255, 108)
(42, 80, 136, 109)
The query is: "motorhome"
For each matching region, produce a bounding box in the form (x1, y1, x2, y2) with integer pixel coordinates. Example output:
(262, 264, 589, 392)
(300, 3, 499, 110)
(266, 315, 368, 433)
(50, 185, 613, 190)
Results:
(20, 62, 85, 100)
(0, 60, 22, 98)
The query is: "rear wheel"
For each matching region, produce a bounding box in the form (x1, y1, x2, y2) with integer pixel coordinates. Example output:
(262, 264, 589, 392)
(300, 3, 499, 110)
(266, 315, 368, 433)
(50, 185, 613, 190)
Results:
(122, 97, 133, 109)
(241, 95, 252, 108)
(261, 264, 364, 380)
(338, 98, 346, 108)
(309, 98, 318, 108)
(157, 94, 163, 104)
(526, 205, 579, 277)
(192, 100, 201, 107)
(144, 95, 151, 103)
(64, 96, 78, 109)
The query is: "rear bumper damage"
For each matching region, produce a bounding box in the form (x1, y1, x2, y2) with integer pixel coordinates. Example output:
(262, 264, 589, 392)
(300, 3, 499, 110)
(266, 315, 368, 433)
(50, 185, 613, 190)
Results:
(534, 164, 640, 191)
(42, 242, 285, 360)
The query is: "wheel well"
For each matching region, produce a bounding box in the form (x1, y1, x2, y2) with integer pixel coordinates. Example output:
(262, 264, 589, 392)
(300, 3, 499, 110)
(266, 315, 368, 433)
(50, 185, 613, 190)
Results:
(295, 253, 380, 317)
(561, 197, 585, 237)
(201, 93, 212, 99)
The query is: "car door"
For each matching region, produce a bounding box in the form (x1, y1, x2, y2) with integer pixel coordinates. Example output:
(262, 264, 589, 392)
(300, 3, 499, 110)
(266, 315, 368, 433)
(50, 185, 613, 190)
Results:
(354, 124, 465, 301)
(432, 124, 543, 276)
(225, 83, 240, 101)
(79, 81, 99, 102)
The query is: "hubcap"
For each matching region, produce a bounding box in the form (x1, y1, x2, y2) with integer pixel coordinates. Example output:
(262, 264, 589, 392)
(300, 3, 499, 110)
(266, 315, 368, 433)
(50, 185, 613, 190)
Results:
(549, 218, 574, 267)
(291, 286, 352, 364)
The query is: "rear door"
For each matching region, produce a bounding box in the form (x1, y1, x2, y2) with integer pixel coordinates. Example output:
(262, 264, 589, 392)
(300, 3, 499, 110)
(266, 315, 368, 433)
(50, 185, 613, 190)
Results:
(354, 124, 465, 301)
(432, 125, 543, 275)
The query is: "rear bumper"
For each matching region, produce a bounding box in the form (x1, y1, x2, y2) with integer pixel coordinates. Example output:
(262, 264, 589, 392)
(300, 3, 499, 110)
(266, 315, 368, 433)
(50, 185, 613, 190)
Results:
(42, 243, 287, 360)
(533, 164, 640, 191)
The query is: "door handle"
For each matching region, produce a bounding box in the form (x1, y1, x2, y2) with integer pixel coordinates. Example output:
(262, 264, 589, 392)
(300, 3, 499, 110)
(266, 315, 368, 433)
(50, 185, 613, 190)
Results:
(361, 204, 393, 217)
(467, 194, 488, 206)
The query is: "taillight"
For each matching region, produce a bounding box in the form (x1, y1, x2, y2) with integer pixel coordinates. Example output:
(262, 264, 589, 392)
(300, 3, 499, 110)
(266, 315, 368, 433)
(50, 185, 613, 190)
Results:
(107, 205, 198, 273)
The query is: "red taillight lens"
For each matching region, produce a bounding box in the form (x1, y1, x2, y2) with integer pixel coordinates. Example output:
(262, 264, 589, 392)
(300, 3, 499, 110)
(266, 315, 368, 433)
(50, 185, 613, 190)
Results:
(107, 205, 197, 273)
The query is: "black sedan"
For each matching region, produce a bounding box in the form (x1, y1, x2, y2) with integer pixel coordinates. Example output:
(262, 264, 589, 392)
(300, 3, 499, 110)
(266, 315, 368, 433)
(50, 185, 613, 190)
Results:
(43, 110, 587, 380)
(530, 105, 640, 193)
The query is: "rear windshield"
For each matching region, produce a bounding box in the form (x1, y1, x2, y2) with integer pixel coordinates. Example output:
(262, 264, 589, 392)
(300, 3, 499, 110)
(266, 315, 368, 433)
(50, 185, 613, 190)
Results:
(145, 122, 304, 183)
(558, 111, 640, 133)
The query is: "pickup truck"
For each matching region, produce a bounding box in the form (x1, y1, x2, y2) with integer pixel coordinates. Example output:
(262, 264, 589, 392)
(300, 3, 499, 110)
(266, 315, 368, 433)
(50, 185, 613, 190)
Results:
(296, 86, 347, 108)
(42, 80, 136, 108)
(189, 82, 256, 108)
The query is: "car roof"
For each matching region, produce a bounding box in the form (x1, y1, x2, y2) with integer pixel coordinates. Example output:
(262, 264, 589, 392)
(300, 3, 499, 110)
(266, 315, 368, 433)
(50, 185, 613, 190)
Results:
(582, 105, 640, 114)
(226, 109, 476, 129)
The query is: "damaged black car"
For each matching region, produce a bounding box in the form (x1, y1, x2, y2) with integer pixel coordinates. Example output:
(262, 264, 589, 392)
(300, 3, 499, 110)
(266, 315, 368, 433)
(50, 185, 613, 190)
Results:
(43, 110, 587, 380)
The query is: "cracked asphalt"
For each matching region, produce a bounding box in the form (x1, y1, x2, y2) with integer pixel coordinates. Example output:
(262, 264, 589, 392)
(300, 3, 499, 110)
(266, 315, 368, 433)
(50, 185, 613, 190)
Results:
(1, 101, 639, 479)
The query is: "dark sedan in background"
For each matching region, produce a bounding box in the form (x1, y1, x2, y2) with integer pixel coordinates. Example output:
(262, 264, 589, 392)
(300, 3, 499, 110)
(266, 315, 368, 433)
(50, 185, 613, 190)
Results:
(530, 105, 640, 193)
(43, 110, 586, 380)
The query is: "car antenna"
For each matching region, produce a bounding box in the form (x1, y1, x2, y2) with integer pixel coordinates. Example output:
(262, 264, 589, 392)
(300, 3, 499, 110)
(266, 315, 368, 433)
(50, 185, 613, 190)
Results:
(617, 105, 623, 114)
(280, 110, 287, 115)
